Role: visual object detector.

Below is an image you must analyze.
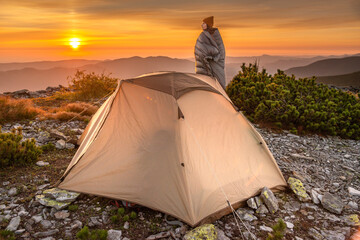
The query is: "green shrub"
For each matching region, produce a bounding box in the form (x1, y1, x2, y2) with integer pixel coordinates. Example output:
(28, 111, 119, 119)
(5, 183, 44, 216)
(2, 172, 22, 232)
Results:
(0, 127, 42, 168)
(226, 63, 360, 140)
(122, 215, 129, 222)
(266, 218, 286, 240)
(110, 215, 119, 223)
(40, 142, 55, 153)
(117, 207, 125, 216)
(76, 226, 107, 240)
(68, 70, 117, 101)
(0, 230, 16, 240)
(130, 211, 137, 219)
(68, 204, 79, 212)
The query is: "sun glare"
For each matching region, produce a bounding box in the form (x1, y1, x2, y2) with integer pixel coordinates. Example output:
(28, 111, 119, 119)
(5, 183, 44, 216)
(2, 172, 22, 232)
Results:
(69, 38, 81, 49)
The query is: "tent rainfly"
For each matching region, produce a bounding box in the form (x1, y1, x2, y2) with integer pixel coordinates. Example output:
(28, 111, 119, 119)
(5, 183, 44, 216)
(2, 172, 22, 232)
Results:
(57, 71, 286, 226)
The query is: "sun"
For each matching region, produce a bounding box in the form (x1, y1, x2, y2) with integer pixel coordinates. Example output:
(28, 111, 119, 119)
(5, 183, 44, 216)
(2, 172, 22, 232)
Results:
(69, 38, 81, 49)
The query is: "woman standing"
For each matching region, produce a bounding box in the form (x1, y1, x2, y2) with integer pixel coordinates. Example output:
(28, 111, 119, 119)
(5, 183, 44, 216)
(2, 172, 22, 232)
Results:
(194, 16, 226, 89)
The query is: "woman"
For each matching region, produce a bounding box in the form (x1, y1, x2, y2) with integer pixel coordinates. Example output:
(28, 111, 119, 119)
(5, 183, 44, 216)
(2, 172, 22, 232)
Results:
(194, 16, 226, 89)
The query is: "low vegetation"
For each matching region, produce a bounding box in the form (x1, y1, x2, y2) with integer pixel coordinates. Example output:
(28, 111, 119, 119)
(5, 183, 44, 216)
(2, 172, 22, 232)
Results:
(68, 70, 117, 101)
(0, 127, 42, 168)
(266, 218, 287, 240)
(226, 63, 360, 140)
(0, 96, 42, 124)
(76, 226, 107, 240)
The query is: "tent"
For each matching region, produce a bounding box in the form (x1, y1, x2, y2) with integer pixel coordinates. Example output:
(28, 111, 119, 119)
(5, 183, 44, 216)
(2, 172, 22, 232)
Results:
(57, 71, 286, 226)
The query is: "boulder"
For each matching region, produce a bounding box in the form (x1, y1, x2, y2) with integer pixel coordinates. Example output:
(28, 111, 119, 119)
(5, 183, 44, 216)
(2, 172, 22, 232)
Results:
(256, 204, 269, 214)
(321, 192, 344, 214)
(287, 177, 311, 202)
(260, 187, 279, 214)
(43, 188, 80, 202)
(184, 224, 217, 240)
(35, 195, 71, 210)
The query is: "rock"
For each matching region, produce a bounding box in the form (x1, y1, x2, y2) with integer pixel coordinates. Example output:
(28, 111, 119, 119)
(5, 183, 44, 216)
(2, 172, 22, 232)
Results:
(146, 231, 170, 240)
(36, 161, 49, 167)
(321, 193, 344, 214)
(246, 198, 257, 209)
(40, 220, 52, 229)
(310, 189, 320, 204)
(348, 187, 360, 197)
(88, 216, 101, 227)
(308, 228, 324, 240)
(259, 225, 273, 232)
(287, 177, 311, 202)
(54, 211, 70, 219)
(236, 208, 258, 221)
(260, 187, 279, 213)
(55, 139, 66, 149)
(3, 181, 10, 186)
(256, 204, 269, 214)
(14, 229, 25, 235)
(65, 143, 75, 149)
(6, 216, 20, 231)
(38, 184, 50, 190)
(184, 224, 217, 240)
(43, 188, 80, 202)
(344, 214, 360, 226)
(107, 229, 122, 240)
(50, 129, 67, 140)
(254, 196, 263, 207)
(216, 228, 230, 240)
(70, 220, 83, 230)
(320, 230, 345, 240)
(123, 221, 129, 229)
(347, 201, 358, 210)
(32, 215, 43, 223)
(33, 229, 59, 238)
(40, 237, 55, 240)
(35, 195, 71, 210)
(285, 221, 294, 229)
(8, 187, 18, 196)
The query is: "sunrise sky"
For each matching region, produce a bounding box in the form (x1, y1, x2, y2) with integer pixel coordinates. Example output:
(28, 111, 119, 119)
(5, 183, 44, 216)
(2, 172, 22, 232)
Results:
(1, 0, 360, 62)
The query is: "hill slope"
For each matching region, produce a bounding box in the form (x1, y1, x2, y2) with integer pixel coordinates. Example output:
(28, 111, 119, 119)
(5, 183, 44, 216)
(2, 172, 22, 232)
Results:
(316, 71, 360, 87)
(285, 56, 360, 77)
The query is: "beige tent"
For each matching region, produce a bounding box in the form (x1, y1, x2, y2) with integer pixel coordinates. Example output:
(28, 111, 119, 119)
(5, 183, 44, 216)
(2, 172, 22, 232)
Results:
(57, 71, 286, 226)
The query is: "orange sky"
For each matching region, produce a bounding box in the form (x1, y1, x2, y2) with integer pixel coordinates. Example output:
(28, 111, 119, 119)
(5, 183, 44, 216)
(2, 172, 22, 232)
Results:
(1, 0, 360, 62)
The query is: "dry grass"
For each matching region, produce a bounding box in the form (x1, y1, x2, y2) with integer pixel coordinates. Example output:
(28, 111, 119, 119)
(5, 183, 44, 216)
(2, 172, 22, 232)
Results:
(44, 102, 98, 121)
(0, 96, 43, 123)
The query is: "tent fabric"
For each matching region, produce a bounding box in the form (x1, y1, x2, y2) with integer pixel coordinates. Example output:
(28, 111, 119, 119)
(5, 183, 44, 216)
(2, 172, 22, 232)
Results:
(58, 71, 286, 226)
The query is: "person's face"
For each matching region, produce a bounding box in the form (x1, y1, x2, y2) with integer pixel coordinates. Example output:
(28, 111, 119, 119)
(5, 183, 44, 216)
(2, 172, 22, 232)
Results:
(201, 22, 207, 30)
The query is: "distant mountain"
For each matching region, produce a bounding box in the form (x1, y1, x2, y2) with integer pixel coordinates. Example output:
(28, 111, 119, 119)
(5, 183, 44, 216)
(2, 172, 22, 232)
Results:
(0, 57, 196, 92)
(0, 67, 76, 93)
(316, 71, 360, 87)
(285, 56, 360, 78)
(0, 59, 100, 72)
(1, 54, 360, 93)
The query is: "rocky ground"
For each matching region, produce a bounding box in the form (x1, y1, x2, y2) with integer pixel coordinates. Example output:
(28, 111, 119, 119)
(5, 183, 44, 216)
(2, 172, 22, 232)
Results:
(0, 119, 359, 240)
